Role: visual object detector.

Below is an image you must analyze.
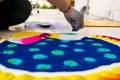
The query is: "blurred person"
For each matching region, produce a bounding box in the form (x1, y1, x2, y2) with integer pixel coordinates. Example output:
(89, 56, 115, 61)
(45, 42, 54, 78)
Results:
(0, 0, 84, 31)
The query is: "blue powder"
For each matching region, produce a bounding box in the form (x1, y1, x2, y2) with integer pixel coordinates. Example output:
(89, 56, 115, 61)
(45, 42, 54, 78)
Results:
(0, 37, 120, 72)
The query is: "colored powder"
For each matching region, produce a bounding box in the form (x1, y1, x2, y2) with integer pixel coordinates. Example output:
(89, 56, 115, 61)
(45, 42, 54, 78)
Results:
(7, 44, 17, 48)
(84, 57, 96, 62)
(75, 42, 84, 45)
(92, 43, 103, 47)
(51, 50, 65, 56)
(21, 35, 40, 44)
(64, 60, 78, 67)
(59, 44, 68, 48)
(39, 33, 50, 38)
(45, 38, 54, 41)
(21, 33, 50, 44)
(36, 64, 52, 70)
(33, 54, 48, 59)
(104, 53, 116, 59)
(7, 58, 23, 66)
(29, 48, 40, 52)
(74, 48, 85, 52)
(97, 48, 111, 52)
(3, 50, 14, 54)
(38, 42, 47, 45)
(0, 36, 120, 72)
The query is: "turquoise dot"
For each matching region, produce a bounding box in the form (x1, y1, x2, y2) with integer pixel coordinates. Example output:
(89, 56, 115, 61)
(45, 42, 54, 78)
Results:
(97, 48, 111, 52)
(86, 39, 94, 42)
(104, 53, 116, 59)
(51, 50, 64, 56)
(64, 60, 78, 67)
(36, 64, 52, 70)
(45, 39, 54, 41)
(92, 43, 103, 47)
(75, 42, 84, 45)
(61, 40, 70, 42)
(33, 54, 48, 59)
(38, 42, 47, 45)
(84, 57, 96, 62)
(60, 33, 77, 35)
(3, 50, 14, 54)
(29, 48, 40, 52)
(74, 48, 85, 52)
(7, 44, 17, 48)
(59, 44, 68, 48)
(7, 58, 23, 66)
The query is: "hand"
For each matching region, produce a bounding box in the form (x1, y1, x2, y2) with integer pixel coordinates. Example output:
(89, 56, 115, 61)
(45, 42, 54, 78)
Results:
(64, 7, 84, 31)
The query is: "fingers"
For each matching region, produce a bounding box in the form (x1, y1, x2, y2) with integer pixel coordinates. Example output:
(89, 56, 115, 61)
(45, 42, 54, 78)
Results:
(63, 7, 84, 31)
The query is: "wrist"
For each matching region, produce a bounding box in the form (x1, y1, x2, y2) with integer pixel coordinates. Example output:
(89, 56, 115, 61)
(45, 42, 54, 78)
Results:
(60, 5, 71, 13)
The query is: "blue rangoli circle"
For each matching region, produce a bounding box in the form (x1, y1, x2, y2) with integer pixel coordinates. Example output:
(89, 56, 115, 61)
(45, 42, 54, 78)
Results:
(0, 37, 120, 72)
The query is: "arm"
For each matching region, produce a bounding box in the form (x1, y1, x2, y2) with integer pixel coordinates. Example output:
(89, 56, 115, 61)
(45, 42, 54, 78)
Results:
(47, 0, 84, 31)
(47, 0, 70, 12)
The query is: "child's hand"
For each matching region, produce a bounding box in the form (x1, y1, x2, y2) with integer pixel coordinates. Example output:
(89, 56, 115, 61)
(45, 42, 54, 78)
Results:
(64, 7, 84, 31)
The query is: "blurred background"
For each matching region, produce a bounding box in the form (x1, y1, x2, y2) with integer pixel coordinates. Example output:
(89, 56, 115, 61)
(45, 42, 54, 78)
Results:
(21, 0, 120, 30)
(29, 0, 120, 22)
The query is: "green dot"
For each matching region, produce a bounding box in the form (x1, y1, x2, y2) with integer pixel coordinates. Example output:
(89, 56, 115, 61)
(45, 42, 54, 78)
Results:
(92, 43, 103, 46)
(64, 60, 78, 67)
(84, 57, 96, 62)
(38, 42, 47, 45)
(33, 54, 48, 59)
(86, 39, 94, 42)
(75, 42, 84, 45)
(36, 64, 51, 70)
(104, 53, 116, 59)
(51, 50, 64, 56)
(3, 50, 14, 54)
(45, 39, 54, 41)
(61, 40, 70, 42)
(60, 33, 77, 35)
(7, 44, 17, 48)
(7, 58, 23, 66)
(74, 48, 85, 52)
(97, 48, 111, 52)
(59, 44, 68, 48)
(29, 48, 40, 52)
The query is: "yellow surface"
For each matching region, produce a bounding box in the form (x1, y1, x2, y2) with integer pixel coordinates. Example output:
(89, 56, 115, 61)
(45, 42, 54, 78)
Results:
(10, 32, 59, 39)
(111, 66, 120, 74)
(0, 32, 120, 80)
(10, 32, 42, 38)
(85, 73, 102, 80)
(0, 66, 120, 80)
(92, 35, 120, 45)
(0, 37, 7, 41)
